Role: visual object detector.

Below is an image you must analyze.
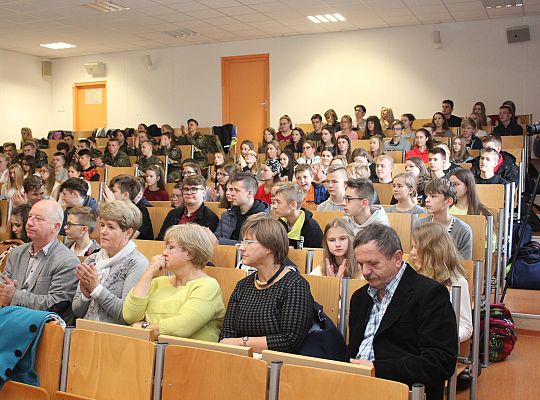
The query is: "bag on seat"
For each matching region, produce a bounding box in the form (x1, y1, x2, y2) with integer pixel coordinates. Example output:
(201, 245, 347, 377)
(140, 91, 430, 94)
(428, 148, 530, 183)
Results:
(509, 241, 540, 289)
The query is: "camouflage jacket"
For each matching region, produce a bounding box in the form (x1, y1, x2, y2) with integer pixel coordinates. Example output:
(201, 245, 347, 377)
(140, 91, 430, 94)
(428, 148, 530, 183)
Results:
(102, 150, 131, 167)
(176, 132, 223, 169)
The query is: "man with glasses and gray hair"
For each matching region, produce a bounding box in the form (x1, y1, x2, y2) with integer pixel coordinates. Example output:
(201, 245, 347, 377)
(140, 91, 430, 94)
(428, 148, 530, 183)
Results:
(342, 178, 389, 235)
(1, 199, 79, 322)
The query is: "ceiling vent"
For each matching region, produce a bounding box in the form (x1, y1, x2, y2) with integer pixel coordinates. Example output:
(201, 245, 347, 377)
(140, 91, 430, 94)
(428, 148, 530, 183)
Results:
(166, 29, 199, 38)
(83, 1, 130, 13)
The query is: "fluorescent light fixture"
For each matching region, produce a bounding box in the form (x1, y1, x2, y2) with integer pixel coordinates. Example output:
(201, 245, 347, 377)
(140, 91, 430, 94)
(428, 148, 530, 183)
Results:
(83, 1, 130, 13)
(167, 29, 199, 38)
(482, 0, 522, 8)
(307, 13, 347, 23)
(40, 42, 76, 49)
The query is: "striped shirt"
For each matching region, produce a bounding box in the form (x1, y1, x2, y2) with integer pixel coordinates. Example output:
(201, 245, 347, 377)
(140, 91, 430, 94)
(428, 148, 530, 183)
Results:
(356, 262, 407, 361)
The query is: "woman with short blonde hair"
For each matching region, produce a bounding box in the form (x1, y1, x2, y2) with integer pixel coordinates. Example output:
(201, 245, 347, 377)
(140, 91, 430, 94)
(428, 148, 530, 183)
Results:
(123, 224, 225, 341)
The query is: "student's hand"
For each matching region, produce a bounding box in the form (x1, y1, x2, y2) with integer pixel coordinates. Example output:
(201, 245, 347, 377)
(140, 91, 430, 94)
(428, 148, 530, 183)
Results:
(180, 124, 187, 135)
(12, 191, 28, 207)
(160, 135, 167, 146)
(238, 155, 247, 169)
(94, 157, 103, 167)
(0, 276, 17, 306)
(133, 136, 140, 149)
(133, 190, 143, 204)
(325, 258, 336, 277)
(336, 259, 348, 279)
(102, 184, 115, 203)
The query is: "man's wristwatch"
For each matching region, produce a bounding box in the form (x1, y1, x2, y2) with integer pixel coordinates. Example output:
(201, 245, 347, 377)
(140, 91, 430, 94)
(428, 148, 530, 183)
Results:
(241, 336, 249, 347)
(141, 322, 150, 329)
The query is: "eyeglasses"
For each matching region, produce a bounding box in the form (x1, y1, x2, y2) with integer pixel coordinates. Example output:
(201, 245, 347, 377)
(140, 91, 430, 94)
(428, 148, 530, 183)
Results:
(343, 196, 365, 203)
(65, 222, 86, 229)
(182, 187, 204, 194)
(240, 240, 259, 247)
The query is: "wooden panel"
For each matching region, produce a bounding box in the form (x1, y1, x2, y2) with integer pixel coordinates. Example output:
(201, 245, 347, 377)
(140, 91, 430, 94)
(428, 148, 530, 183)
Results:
(210, 244, 238, 268)
(386, 150, 404, 163)
(455, 214, 487, 262)
(162, 346, 267, 400)
(95, 138, 108, 147)
(350, 140, 370, 151)
(296, 123, 313, 133)
(387, 213, 413, 253)
(303, 275, 340, 325)
(261, 349, 373, 376)
(73, 131, 93, 140)
(373, 183, 393, 205)
(158, 335, 252, 357)
(178, 145, 194, 160)
(392, 163, 406, 177)
(287, 248, 308, 274)
(311, 211, 344, 232)
(133, 239, 165, 260)
(105, 166, 137, 184)
(476, 184, 505, 211)
(146, 207, 173, 239)
(0, 381, 50, 400)
(88, 181, 101, 201)
(56, 392, 94, 400)
(149, 201, 172, 207)
(36, 323, 65, 400)
(501, 136, 524, 149)
(278, 364, 408, 400)
(65, 330, 155, 400)
(76, 319, 155, 341)
(0, 199, 9, 234)
(205, 201, 227, 218)
(204, 266, 247, 308)
(505, 148, 522, 163)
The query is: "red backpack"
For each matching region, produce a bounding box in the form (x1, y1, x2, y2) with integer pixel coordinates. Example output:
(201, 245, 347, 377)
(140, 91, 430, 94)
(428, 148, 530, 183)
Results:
(481, 303, 517, 362)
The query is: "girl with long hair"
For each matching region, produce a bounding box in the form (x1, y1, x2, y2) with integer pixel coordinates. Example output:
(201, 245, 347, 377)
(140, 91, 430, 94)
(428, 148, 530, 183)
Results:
(265, 140, 281, 161)
(324, 109, 340, 133)
(336, 135, 351, 161)
(144, 165, 169, 201)
(363, 116, 383, 139)
(318, 126, 337, 154)
(40, 164, 61, 200)
(311, 218, 359, 278)
(0, 164, 24, 201)
(401, 113, 416, 137)
(380, 106, 395, 130)
(258, 127, 276, 154)
(404, 157, 429, 201)
(448, 169, 491, 217)
(335, 115, 358, 140)
(472, 101, 492, 126)
(450, 136, 473, 163)
(369, 135, 385, 159)
(411, 222, 472, 342)
(279, 149, 296, 182)
(277, 115, 293, 142)
(386, 173, 426, 214)
(432, 112, 452, 137)
(255, 159, 281, 205)
(212, 163, 237, 202)
(285, 127, 306, 154)
(406, 128, 434, 163)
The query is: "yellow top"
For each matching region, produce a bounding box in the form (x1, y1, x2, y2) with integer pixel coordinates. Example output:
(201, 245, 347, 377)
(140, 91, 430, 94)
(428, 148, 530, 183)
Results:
(122, 275, 225, 342)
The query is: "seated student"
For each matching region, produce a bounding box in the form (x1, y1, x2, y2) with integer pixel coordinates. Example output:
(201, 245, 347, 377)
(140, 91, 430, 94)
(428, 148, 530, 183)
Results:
(52, 152, 68, 183)
(450, 135, 474, 163)
(73, 201, 148, 324)
(449, 169, 492, 216)
(124, 224, 225, 341)
(0, 204, 31, 273)
(77, 149, 100, 181)
(307, 113, 324, 142)
(294, 164, 329, 206)
(427, 147, 447, 179)
(406, 128, 433, 163)
(284, 127, 305, 154)
(143, 165, 170, 202)
(434, 143, 460, 178)
(156, 131, 182, 182)
(375, 154, 394, 184)
(411, 222, 473, 342)
(176, 118, 225, 170)
(492, 105, 523, 136)
(416, 178, 473, 260)
(460, 118, 483, 150)
(1, 199, 80, 321)
(470, 135, 518, 184)
(64, 206, 100, 257)
(255, 159, 281, 205)
(220, 214, 314, 352)
(3, 142, 20, 164)
(11, 175, 48, 208)
(348, 224, 458, 400)
(211, 172, 269, 245)
(95, 138, 131, 167)
(342, 178, 389, 235)
(137, 139, 164, 175)
(272, 183, 323, 249)
(474, 147, 509, 185)
(386, 173, 426, 214)
(40, 164, 61, 200)
(102, 174, 154, 240)
(335, 115, 359, 140)
(296, 140, 321, 165)
(311, 218, 360, 278)
(59, 178, 99, 235)
(56, 141, 74, 165)
(156, 175, 219, 241)
(384, 119, 411, 152)
(21, 154, 38, 179)
(22, 141, 48, 168)
(317, 165, 347, 211)
(78, 138, 103, 160)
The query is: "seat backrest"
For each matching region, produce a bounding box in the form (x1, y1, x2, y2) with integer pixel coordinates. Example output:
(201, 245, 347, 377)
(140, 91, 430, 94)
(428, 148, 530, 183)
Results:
(350, 140, 370, 151)
(311, 211, 344, 231)
(454, 214, 487, 262)
(392, 163, 406, 177)
(345, 278, 368, 343)
(158, 335, 252, 357)
(373, 183, 393, 205)
(287, 248, 309, 273)
(64, 329, 155, 400)
(0, 199, 9, 233)
(211, 244, 239, 268)
(204, 266, 247, 308)
(146, 207, 173, 239)
(302, 274, 340, 325)
(161, 346, 267, 400)
(35, 322, 65, 400)
(261, 349, 373, 376)
(178, 145, 194, 160)
(387, 212, 413, 253)
(386, 150, 404, 163)
(149, 201, 172, 207)
(205, 201, 227, 218)
(0, 381, 50, 400)
(106, 166, 137, 184)
(75, 319, 155, 341)
(278, 363, 408, 400)
(501, 136, 524, 150)
(133, 239, 165, 260)
(476, 184, 505, 210)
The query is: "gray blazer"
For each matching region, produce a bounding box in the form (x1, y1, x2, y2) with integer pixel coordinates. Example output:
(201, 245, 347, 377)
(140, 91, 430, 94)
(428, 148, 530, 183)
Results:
(71, 248, 148, 324)
(4, 240, 79, 310)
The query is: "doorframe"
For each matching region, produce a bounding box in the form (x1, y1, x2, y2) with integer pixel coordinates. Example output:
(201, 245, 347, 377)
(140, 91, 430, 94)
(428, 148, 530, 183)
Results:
(221, 53, 269, 128)
(73, 81, 107, 131)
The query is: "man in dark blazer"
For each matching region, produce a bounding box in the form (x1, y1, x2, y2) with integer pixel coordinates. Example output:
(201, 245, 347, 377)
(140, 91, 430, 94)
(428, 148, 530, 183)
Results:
(1, 199, 79, 317)
(348, 224, 458, 400)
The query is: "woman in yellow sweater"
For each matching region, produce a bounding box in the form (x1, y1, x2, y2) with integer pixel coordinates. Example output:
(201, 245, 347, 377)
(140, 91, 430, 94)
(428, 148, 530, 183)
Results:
(122, 224, 225, 341)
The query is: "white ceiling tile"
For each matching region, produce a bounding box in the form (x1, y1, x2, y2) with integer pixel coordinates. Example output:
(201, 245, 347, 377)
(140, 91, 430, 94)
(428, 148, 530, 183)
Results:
(186, 9, 225, 18)
(233, 13, 274, 22)
(167, 2, 210, 12)
(218, 5, 256, 15)
(139, 5, 178, 16)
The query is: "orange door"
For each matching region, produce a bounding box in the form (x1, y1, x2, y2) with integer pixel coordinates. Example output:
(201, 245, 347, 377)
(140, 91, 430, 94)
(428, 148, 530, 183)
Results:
(222, 54, 269, 148)
(73, 81, 107, 131)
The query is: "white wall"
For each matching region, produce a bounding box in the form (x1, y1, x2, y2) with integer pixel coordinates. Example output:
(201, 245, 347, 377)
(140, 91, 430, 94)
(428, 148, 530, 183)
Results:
(0, 49, 52, 144)
(34, 15, 540, 140)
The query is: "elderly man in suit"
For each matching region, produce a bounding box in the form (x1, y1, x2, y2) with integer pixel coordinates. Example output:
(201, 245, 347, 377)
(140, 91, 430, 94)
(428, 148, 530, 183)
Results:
(347, 224, 458, 400)
(0, 199, 79, 320)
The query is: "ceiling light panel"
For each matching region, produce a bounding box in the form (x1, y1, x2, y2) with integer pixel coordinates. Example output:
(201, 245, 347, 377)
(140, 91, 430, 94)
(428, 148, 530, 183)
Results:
(82, 1, 130, 13)
(307, 13, 347, 23)
(40, 42, 76, 49)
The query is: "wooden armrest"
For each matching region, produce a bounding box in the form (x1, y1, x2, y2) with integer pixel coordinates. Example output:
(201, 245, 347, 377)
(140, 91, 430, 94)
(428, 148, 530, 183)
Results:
(75, 319, 156, 341)
(158, 335, 253, 357)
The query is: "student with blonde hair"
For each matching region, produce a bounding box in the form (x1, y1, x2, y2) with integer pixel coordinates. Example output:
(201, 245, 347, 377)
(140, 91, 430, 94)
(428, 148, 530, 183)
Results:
(386, 173, 426, 214)
(311, 218, 359, 278)
(0, 163, 24, 202)
(410, 222, 472, 342)
(379, 106, 395, 130)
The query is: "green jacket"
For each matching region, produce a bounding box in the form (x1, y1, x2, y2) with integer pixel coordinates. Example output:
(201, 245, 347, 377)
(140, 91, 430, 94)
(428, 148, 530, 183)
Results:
(103, 150, 131, 167)
(137, 154, 164, 173)
(176, 132, 223, 169)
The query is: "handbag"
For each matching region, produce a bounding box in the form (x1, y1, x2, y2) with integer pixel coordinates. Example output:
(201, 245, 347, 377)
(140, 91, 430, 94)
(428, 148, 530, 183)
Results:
(509, 241, 540, 290)
(298, 302, 347, 362)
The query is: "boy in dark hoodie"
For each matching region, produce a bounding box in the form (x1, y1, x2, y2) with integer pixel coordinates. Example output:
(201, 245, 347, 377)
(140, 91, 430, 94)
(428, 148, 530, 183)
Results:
(470, 135, 518, 184)
(273, 183, 323, 249)
(211, 172, 268, 245)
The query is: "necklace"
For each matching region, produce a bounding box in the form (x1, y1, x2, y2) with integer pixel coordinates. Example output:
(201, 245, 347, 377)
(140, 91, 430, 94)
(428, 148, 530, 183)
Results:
(255, 265, 285, 287)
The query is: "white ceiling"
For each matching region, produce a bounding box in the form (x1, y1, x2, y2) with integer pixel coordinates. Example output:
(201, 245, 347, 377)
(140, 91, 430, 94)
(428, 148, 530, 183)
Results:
(0, 0, 538, 58)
